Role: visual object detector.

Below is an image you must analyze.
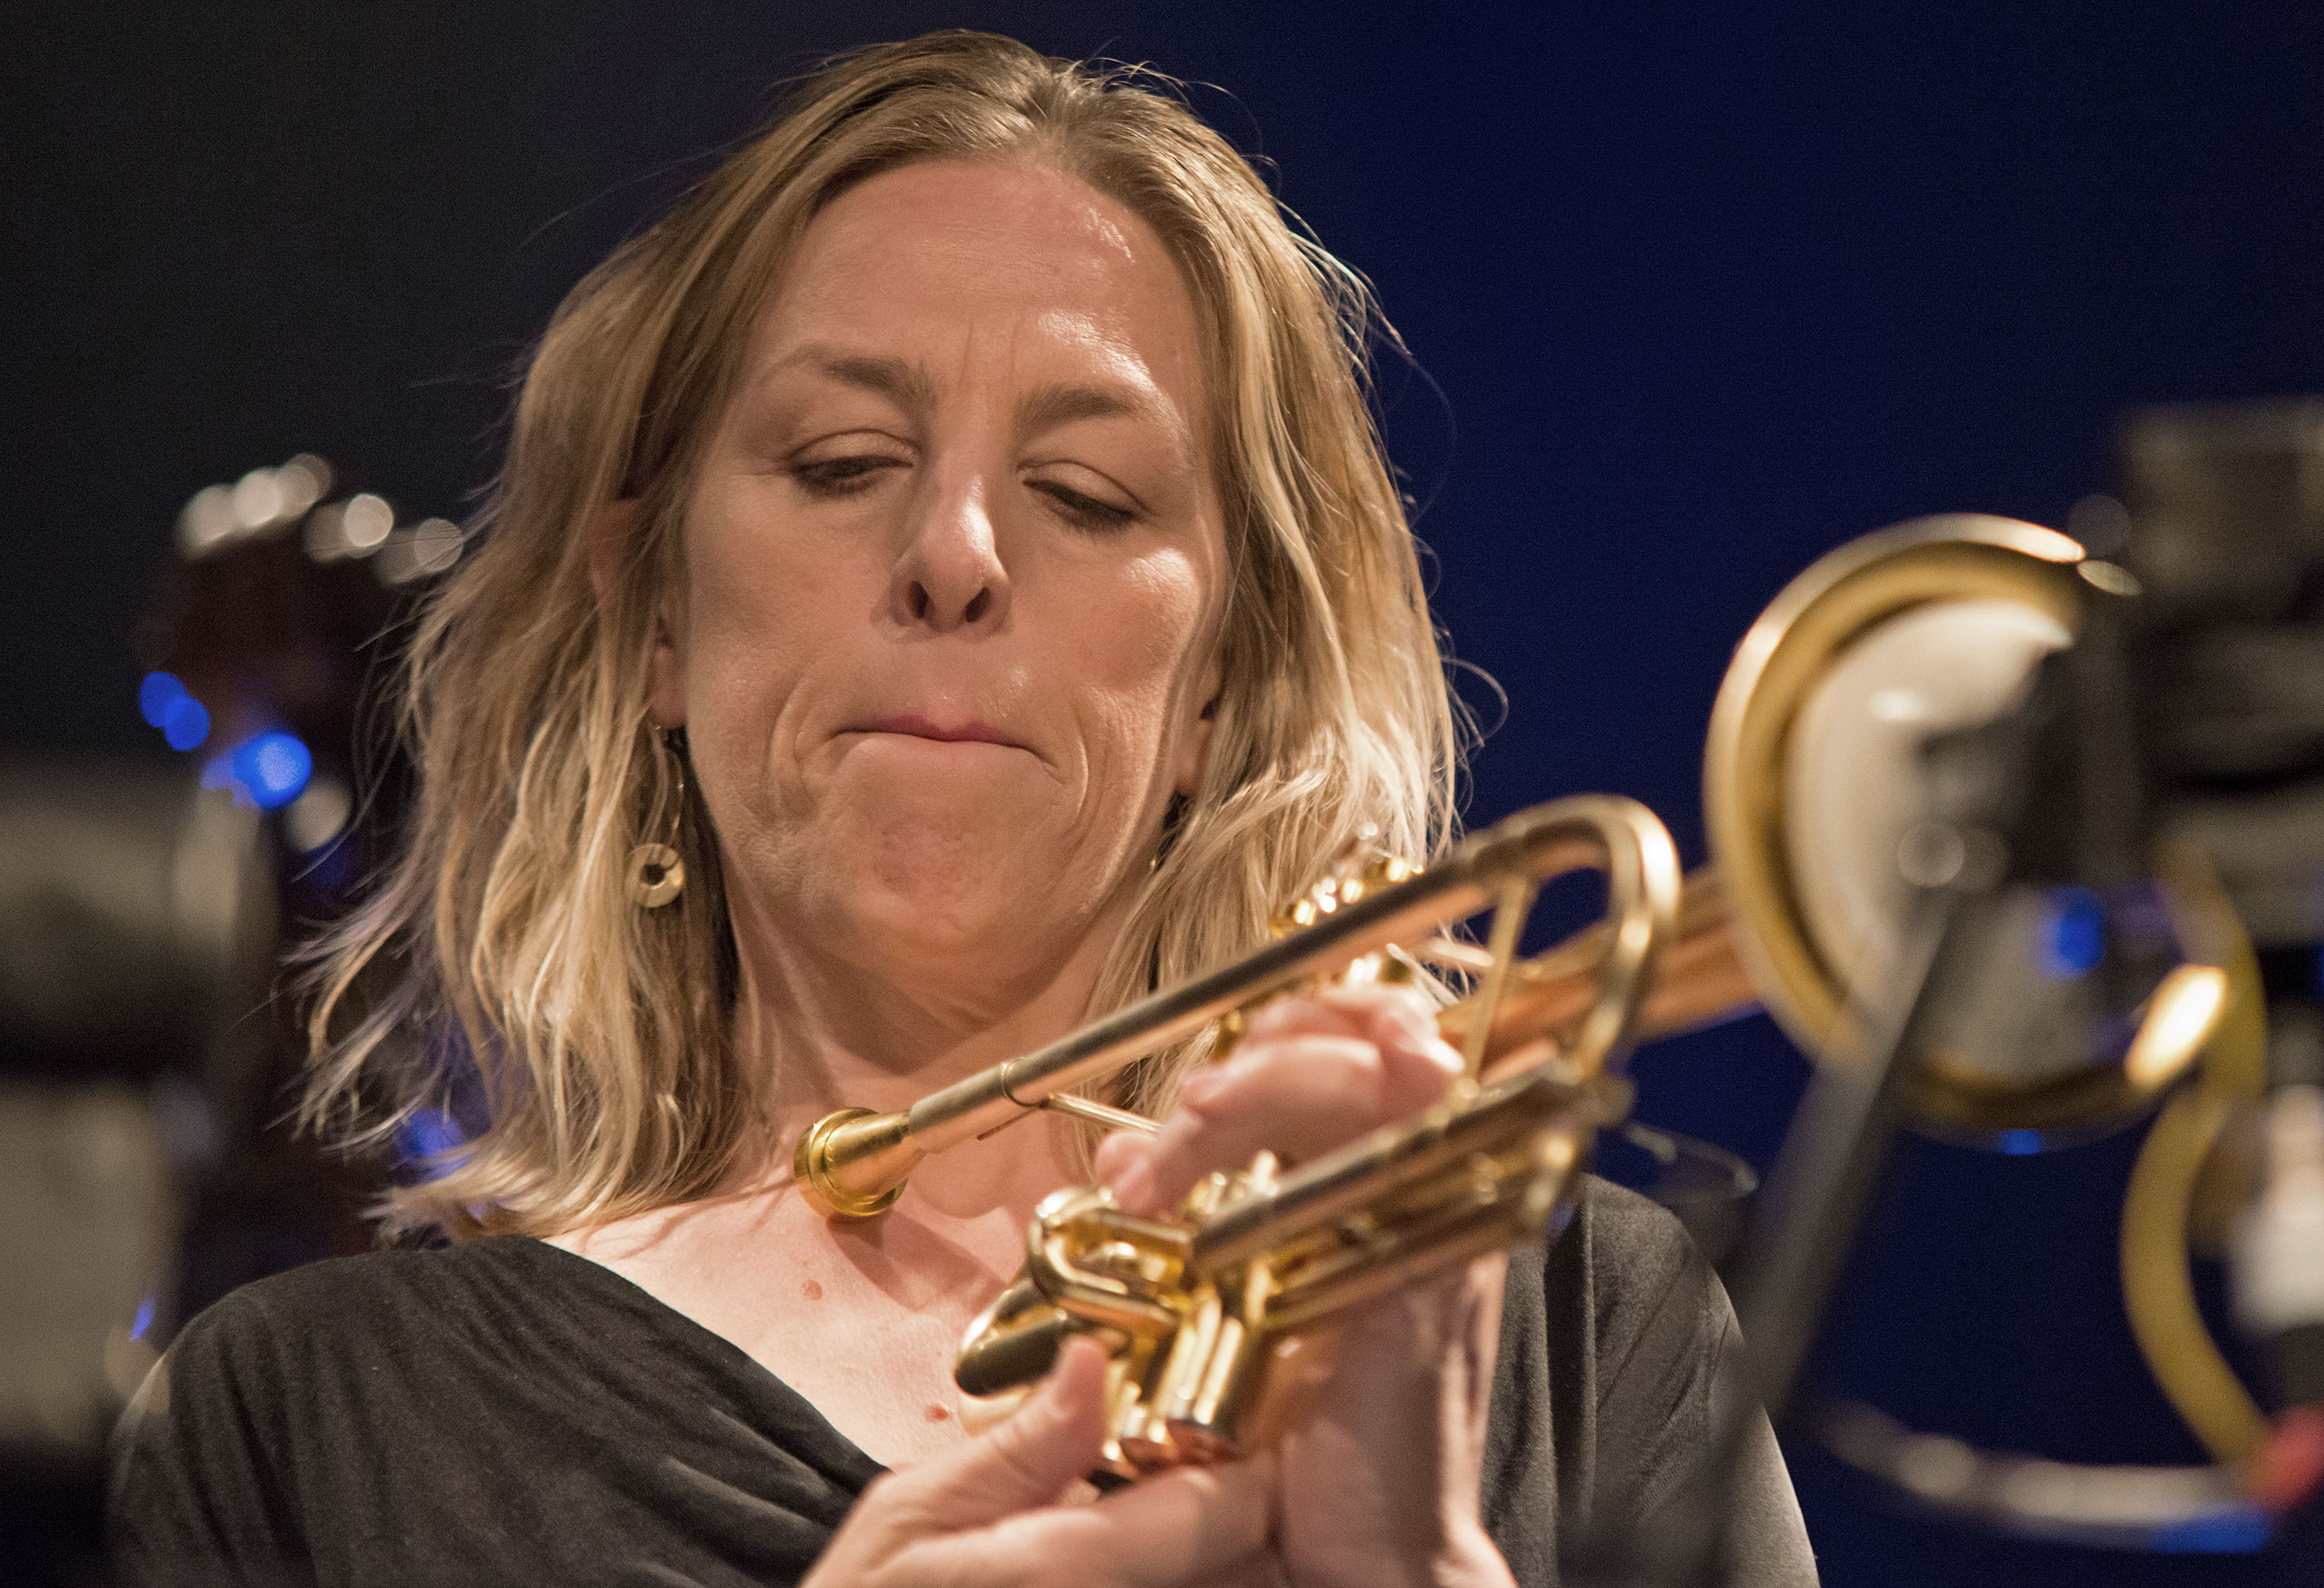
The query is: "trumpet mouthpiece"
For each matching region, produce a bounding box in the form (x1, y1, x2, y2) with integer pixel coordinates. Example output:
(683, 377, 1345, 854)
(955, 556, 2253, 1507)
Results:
(793, 1107, 920, 1218)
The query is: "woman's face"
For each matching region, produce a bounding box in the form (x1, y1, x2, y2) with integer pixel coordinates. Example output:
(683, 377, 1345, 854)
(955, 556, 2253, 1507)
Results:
(656, 158, 1226, 999)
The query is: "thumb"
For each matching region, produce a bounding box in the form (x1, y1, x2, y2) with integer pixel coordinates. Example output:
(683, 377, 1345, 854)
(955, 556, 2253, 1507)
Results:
(890, 1334, 1113, 1530)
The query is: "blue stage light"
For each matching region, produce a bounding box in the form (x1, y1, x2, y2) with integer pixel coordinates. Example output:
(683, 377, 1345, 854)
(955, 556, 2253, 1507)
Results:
(236, 731, 312, 810)
(131, 1294, 155, 1342)
(2035, 885, 2105, 979)
(1996, 1129, 2044, 1155)
(397, 1108, 467, 1177)
(2149, 1504, 2270, 1553)
(161, 694, 211, 752)
(138, 671, 186, 727)
(198, 730, 313, 808)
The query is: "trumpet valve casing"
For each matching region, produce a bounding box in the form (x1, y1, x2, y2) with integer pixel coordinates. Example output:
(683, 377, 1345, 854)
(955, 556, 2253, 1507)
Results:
(953, 1067, 1616, 1477)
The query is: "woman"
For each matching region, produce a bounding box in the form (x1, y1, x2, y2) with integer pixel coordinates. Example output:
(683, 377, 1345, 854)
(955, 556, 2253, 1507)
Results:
(110, 32, 1813, 1587)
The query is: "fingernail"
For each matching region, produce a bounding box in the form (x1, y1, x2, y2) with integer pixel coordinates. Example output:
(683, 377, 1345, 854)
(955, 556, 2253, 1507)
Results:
(1244, 995, 1305, 1035)
(1109, 1160, 1155, 1215)
(1180, 1067, 1228, 1106)
(1391, 1003, 1440, 1048)
(1045, 1335, 1096, 1398)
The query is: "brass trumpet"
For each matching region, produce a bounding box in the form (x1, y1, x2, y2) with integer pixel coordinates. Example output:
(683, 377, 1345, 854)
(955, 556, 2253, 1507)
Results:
(791, 513, 2256, 1483)
(814, 791, 1693, 1476)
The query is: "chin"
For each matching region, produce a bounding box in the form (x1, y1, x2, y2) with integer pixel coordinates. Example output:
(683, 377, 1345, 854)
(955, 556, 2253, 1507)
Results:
(764, 763, 1133, 979)
(838, 810, 1078, 958)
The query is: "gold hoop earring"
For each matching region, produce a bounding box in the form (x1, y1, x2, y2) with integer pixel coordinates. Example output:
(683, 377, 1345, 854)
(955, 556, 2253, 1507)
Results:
(627, 728, 688, 908)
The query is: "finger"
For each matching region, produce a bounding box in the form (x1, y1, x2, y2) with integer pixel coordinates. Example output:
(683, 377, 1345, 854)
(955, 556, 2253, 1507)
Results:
(1243, 982, 1442, 1051)
(1232, 987, 1461, 1111)
(1092, 1124, 1145, 1187)
(1305, 1251, 1509, 1478)
(1191, 1027, 1460, 1121)
(1259, 1255, 1510, 1584)
(1114, 1035, 1379, 1214)
(1106, 1032, 1456, 1216)
(1098, 986, 1459, 1215)
(878, 1335, 1113, 1532)
(1093, 988, 1437, 1192)
(945, 1458, 1276, 1588)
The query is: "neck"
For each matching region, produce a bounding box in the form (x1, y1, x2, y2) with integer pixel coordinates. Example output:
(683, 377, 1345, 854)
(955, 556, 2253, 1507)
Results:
(726, 875, 1144, 1220)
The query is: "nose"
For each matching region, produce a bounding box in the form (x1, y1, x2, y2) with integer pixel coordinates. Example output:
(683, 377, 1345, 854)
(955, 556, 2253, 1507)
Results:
(888, 467, 1010, 634)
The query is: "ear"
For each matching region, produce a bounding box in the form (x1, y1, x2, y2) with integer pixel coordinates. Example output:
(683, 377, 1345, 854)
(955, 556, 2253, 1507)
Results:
(1171, 652, 1224, 799)
(588, 500, 688, 731)
(646, 620, 688, 732)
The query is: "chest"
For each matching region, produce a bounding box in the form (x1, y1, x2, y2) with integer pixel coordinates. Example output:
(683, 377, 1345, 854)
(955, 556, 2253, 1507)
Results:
(566, 1199, 1029, 1469)
(744, 1237, 1009, 1466)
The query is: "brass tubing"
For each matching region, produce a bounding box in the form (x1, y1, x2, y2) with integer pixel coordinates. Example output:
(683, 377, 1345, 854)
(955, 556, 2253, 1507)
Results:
(1440, 869, 1760, 1075)
(2118, 839, 2271, 1467)
(794, 794, 1678, 1218)
(2121, 1089, 2265, 1465)
(1189, 1066, 1585, 1274)
(1259, 1169, 1565, 1335)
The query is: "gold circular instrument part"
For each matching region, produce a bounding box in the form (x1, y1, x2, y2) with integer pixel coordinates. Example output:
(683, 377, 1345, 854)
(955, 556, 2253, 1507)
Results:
(1703, 514, 2106, 1132)
(793, 1108, 907, 1218)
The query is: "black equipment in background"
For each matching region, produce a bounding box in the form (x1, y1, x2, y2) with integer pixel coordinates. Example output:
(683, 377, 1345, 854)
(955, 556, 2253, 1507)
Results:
(0, 762, 274, 1585)
(1, 456, 458, 1585)
(1638, 397, 2324, 1586)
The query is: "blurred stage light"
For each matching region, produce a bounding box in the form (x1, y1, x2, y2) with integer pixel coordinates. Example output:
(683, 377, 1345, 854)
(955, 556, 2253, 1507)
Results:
(274, 453, 331, 518)
(200, 730, 313, 810)
(2125, 964, 2228, 1090)
(241, 732, 312, 810)
(138, 671, 184, 727)
(231, 467, 284, 530)
(161, 695, 209, 752)
(175, 484, 236, 555)
(2036, 885, 2107, 979)
(342, 493, 393, 552)
(249, 736, 307, 804)
(372, 515, 462, 585)
(397, 1108, 467, 1178)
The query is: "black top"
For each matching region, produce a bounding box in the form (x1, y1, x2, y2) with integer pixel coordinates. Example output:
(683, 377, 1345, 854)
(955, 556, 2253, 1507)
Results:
(108, 1176, 1815, 1586)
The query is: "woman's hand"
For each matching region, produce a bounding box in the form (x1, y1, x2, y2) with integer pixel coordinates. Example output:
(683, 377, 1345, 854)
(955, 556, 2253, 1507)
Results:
(804, 1335, 1277, 1588)
(1093, 983, 1519, 1588)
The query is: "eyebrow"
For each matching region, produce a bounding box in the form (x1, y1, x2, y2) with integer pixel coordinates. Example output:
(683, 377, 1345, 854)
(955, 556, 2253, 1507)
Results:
(1021, 379, 1194, 472)
(799, 352, 938, 412)
(1017, 382, 1141, 435)
(763, 346, 1187, 450)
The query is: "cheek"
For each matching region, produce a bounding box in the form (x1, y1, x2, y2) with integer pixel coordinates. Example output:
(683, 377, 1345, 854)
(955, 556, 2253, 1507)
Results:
(674, 484, 861, 772)
(1060, 548, 1214, 741)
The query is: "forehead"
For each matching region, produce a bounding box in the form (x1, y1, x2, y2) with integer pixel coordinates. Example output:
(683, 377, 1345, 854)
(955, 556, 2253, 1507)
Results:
(742, 159, 1206, 419)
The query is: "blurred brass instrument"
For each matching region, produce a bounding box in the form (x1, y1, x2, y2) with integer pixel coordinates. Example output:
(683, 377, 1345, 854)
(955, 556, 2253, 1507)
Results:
(793, 514, 2260, 1488)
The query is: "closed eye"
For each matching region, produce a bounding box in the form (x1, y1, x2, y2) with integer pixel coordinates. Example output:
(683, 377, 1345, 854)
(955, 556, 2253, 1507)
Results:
(1032, 480, 1137, 531)
(791, 456, 905, 496)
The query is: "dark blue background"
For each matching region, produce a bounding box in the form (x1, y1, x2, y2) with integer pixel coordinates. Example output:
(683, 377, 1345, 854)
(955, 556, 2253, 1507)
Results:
(12, 5, 2321, 1582)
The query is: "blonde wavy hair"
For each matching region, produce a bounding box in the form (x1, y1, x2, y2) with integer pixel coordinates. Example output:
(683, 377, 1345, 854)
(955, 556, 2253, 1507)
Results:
(304, 30, 1469, 1237)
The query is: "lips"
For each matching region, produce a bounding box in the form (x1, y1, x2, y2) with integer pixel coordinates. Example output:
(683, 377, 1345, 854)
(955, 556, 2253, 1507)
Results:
(856, 713, 1023, 748)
